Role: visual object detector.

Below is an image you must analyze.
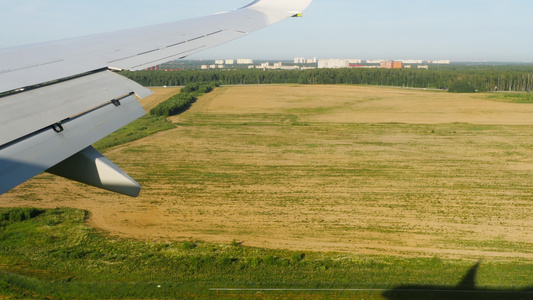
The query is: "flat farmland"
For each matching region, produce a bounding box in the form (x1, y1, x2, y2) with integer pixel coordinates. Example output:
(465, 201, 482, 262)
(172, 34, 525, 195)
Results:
(3, 85, 533, 260)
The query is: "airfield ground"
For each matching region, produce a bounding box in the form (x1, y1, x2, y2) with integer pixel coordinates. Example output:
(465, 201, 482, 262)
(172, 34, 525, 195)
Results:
(2, 85, 533, 260)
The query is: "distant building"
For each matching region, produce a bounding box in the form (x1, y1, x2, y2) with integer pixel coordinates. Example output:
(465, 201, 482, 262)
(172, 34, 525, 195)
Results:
(237, 59, 254, 64)
(145, 65, 160, 71)
(225, 59, 235, 65)
(432, 60, 451, 64)
(418, 65, 429, 69)
(380, 60, 403, 69)
(399, 59, 423, 64)
(294, 57, 317, 64)
(215, 60, 224, 65)
(366, 59, 385, 64)
(318, 59, 362, 69)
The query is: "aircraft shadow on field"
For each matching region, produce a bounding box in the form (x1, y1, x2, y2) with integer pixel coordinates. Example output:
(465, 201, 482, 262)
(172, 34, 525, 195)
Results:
(382, 262, 533, 300)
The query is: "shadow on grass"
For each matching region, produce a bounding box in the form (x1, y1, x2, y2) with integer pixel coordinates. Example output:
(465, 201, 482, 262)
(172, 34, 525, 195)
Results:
(383, 262, 533, 300)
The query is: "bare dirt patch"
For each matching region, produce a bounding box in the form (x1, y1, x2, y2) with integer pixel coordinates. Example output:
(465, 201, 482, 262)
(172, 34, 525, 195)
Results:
(3, 85, 533, 260)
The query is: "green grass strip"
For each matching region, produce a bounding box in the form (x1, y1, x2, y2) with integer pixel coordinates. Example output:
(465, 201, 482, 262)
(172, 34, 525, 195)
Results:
(0, 207, 532, 299)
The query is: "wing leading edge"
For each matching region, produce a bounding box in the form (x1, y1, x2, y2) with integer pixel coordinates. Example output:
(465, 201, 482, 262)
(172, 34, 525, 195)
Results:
(0, 0, 312, 197)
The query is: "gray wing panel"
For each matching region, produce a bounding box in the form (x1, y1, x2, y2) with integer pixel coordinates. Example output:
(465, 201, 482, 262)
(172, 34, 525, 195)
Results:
(0, 0, 312, 93)
(110, 29, 248, 71)
(0, 71, 152, 147)
(0, 94, 145, 195)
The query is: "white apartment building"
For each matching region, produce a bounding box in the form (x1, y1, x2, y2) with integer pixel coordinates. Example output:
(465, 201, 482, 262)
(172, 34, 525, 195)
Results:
(318, 59, 362, 69)
(399, 59, 424, 64)
(237, 59, 254, 64)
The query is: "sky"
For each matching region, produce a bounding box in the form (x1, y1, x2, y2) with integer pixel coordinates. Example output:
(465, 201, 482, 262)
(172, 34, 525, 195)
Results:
(1, 0, 533, 62)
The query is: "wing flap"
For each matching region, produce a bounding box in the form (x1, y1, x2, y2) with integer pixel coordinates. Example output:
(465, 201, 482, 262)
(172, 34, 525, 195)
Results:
(0, 93, 144, 195)
(0, 70, 152, 147)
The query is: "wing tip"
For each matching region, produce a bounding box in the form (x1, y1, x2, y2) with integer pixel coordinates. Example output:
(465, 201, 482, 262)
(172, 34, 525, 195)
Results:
(243, 0, 312, 15)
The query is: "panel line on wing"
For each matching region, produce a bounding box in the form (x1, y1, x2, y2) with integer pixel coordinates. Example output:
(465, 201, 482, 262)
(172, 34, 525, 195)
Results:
(137, 49, 159, 56)
(0, 59, 66, 75)
(129, 46, 207, 69)
(166, 41, 186, 48)
(186, 36, 205, 42)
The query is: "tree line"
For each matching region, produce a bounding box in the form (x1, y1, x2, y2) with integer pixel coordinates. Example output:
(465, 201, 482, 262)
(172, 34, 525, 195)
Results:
(149, 81, 218, 117)
(121, 65, 533, 92)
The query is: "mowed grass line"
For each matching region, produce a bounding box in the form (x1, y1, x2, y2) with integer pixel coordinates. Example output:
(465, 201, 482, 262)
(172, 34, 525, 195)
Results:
(134, 122, 533, 254)
(99, 86, 533, 259)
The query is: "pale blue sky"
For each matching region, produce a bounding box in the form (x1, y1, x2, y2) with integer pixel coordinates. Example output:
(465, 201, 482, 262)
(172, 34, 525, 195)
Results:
(1, 0, 532, 62)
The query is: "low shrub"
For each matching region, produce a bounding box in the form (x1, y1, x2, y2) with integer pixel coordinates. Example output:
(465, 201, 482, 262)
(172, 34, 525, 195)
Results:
(150, 82, 219, 117)
(448, 81, 476, 93)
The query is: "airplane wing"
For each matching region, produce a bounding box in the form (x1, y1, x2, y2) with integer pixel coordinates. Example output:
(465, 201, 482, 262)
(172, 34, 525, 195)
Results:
(0, 0, 312, 197)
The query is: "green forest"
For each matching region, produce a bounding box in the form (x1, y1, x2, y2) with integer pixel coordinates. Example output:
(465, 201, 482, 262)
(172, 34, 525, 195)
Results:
(121, 65, 533, 92)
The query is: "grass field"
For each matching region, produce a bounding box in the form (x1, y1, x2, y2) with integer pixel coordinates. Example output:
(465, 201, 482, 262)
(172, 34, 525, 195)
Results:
(2, 85, 533, 298)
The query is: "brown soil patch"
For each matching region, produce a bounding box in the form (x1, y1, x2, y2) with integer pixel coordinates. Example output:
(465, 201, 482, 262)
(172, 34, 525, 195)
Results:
(3, 85, 533, 261)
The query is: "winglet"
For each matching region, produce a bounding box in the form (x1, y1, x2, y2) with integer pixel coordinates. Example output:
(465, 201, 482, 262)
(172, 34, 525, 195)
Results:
(243, 0, 312, 23)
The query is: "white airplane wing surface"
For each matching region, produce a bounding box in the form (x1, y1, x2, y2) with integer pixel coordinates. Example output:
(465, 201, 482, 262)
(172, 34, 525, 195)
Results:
(0, 0, 312, 197)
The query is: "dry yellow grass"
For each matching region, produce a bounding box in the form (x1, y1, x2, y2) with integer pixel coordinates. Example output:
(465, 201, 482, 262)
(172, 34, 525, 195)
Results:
(196, 85, 533, 124)
(3, 85, 533, 261)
